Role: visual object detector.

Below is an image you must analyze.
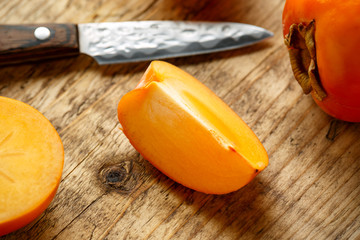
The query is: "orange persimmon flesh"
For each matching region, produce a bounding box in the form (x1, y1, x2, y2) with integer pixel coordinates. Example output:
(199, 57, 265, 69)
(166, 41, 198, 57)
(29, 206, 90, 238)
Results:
(118, 61, 268, 194)
(0, 97, 64, 236)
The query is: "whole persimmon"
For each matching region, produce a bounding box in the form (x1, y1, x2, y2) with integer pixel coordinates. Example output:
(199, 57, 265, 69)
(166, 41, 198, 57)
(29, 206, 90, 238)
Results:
(282, 0, 360, 122)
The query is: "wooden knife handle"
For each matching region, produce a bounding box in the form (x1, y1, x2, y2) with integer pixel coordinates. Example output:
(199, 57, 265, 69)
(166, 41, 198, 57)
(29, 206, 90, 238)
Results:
(0, 23, 80, 66)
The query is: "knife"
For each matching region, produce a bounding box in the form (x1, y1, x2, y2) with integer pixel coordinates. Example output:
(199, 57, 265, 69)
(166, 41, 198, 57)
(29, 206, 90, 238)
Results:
(0, 21, 273, 66)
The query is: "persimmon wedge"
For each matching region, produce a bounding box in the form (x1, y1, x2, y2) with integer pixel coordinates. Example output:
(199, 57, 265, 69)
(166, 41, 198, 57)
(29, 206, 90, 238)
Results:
(0, 97, 64, 236)
(117, 61, 268, 194)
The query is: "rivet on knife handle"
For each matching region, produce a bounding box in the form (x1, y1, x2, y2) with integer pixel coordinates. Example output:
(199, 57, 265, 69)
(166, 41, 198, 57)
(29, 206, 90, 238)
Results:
(0, 24, 79, 66)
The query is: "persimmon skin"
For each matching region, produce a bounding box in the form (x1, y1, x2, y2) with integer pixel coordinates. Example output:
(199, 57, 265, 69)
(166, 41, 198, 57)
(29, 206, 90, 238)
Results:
(118, 61, 268, 194)
(0, 97, 64, 236)
(283, 0, 360, 122)
(0, 187, 58, 236)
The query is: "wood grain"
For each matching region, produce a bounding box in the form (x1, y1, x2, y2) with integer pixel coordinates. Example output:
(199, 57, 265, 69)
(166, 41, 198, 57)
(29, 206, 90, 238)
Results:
(1, 0, 359, 239)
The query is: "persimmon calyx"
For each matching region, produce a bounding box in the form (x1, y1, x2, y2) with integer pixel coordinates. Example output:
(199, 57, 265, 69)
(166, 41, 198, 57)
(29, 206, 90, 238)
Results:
(284, 20, 327, 101)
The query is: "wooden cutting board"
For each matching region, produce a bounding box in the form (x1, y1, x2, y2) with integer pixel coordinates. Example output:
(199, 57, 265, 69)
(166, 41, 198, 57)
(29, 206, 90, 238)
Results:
(1, 0, 359, 239)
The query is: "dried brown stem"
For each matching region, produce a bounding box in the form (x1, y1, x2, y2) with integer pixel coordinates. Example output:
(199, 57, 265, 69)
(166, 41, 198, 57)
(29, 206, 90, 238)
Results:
(284, 20, 327, 101)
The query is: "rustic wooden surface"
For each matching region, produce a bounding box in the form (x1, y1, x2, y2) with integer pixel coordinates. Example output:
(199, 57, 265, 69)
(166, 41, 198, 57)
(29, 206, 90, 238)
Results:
(1, 0, 359, 239)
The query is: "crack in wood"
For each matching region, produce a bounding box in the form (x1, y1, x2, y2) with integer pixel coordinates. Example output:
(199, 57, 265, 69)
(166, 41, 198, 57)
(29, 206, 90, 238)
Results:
(50, 193, 106, 240)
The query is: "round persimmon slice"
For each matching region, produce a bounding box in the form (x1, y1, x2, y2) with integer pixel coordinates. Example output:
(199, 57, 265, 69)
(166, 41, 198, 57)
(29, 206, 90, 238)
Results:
(0, 96, 64, 236)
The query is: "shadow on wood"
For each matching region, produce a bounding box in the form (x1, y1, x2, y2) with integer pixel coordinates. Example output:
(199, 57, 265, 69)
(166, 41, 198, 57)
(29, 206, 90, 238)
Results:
(159, 175, 271, 238)
(160, 0, 266, 23)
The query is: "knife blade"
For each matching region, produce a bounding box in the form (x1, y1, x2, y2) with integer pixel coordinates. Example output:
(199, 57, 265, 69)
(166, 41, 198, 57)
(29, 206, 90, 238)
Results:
(0, 21, 273, 66)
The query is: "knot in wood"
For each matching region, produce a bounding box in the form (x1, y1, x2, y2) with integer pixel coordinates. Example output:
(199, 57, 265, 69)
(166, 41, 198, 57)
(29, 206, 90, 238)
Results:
(99, 160, 143, 194)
